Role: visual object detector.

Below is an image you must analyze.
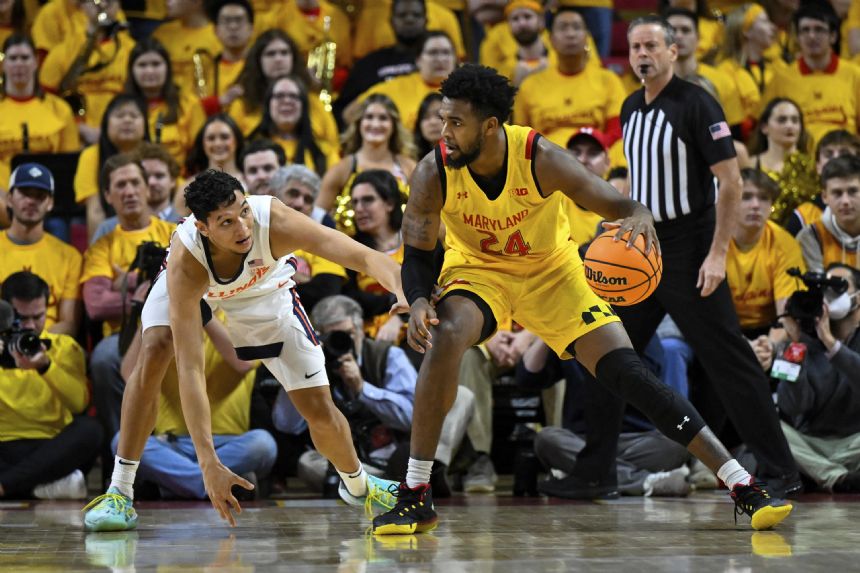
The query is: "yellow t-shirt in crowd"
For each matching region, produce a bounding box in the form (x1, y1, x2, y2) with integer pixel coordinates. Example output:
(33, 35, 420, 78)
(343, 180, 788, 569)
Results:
(352, 0, 465, 60)
(39, 31, 135, 129)
(726, 220, 806, 331)
(226, 95, 340, 152)
(0, 231, 83, 330)
(697, 18, 723, 61)
(147, 92, 207, 170)
(73, 144, 99, 203)
(0, 94, 80, 187)
(80, 217, 175, 334)
(716, 57, 788, 124)
(697, 62, 745, 127)
(514, 65, 625, 147)
(31, 0, 88, 53)
(216, 56, 244, 99)
(155, 329, 255, 436)
(152, 20, 220, 97)
(294, 248, 348, 281)
(271, 136, 340, 176)
(0, 332, 88, 441)
(762, 55, 860, 145)
(358, 72, 440, 131)
(262, 0, 353, 68)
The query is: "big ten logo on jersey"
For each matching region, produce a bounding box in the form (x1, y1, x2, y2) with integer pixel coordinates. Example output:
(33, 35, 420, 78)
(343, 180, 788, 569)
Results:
(509, 187, 528, 197)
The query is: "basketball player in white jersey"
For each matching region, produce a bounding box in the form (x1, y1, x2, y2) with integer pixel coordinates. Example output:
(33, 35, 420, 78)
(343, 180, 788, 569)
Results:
(85, 170, 406, 531)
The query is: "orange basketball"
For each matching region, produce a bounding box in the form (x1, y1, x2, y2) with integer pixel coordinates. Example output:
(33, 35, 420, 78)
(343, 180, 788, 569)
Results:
(583, 230, 662, 306)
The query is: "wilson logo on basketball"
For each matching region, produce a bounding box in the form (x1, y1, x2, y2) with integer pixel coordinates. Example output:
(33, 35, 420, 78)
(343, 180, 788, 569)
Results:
(509, 187, 528, 197)
(585, 267, 628, 285)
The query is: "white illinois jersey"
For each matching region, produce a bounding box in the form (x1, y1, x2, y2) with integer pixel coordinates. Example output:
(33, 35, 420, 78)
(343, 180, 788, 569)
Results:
(172, 194, 316, 352)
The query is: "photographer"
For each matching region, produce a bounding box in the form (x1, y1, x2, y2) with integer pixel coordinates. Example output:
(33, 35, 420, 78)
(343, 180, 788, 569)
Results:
(39, 0, 133, 144)
(778, 263, 860, 492)
(0, 272, 102, 500)
(272, 295, 474, 496)
(82, 154, 174, 438)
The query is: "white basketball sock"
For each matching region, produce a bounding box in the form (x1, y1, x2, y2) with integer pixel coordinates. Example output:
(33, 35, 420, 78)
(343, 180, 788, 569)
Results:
(406, 458, 433, 488)
(717, 459, 753, 490)
(338, 465, 367, 497)
(110, 456, 140, 500)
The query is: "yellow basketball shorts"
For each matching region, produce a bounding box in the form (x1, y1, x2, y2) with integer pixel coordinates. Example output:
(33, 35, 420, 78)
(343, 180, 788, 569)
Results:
(437, 244, 620, 358)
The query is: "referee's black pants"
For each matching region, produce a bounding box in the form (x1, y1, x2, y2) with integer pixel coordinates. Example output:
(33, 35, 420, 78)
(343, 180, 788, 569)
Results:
(575, 212, 798, 483)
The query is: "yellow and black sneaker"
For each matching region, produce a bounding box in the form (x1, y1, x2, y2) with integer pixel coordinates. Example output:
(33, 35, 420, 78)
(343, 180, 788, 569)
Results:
(730, 480, 793, 530)
(371, 483, 437, 535)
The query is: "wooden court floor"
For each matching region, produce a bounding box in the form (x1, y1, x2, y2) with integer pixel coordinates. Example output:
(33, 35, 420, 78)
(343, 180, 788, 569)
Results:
(2, 492, 859, 572)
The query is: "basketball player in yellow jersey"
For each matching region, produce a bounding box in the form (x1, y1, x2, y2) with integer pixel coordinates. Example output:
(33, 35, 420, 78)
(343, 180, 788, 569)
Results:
(372, 64, 793, 535)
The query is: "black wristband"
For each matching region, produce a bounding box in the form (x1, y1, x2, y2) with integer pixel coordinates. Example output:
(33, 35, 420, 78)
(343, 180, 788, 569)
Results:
(402, 245, 437, 305)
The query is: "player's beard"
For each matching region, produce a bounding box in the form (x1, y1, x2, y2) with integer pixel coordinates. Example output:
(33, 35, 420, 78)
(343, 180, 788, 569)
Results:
(446, 135, 483, 169)
(514, 29, 540, 47)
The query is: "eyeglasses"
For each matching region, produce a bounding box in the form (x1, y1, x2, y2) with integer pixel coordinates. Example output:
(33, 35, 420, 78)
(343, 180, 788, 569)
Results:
(272, 92, 301, 102)
(285, 188, 314, 204)
(350, 195, 379, 208)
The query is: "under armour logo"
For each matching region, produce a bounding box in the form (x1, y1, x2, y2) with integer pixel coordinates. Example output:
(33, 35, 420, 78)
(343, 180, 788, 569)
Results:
(677, 416, 690, 431)
(456, 191, 469, 199)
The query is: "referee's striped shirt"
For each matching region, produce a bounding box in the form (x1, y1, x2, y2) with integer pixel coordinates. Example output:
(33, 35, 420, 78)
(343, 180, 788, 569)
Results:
(621, 75, 736, 226)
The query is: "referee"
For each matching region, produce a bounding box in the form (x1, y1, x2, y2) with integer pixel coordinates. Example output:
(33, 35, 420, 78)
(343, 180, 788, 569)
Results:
(574, 16, 801, 498)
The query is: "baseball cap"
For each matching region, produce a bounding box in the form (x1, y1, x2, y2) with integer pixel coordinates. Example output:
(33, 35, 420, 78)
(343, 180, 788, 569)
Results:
(9, 162, 55, 194)
(567, 127, 610, 154)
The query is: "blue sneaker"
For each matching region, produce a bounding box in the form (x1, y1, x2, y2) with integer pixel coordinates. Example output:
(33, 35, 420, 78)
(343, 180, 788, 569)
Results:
(338, 474, 398, 517)
(83, 488, 139, 532)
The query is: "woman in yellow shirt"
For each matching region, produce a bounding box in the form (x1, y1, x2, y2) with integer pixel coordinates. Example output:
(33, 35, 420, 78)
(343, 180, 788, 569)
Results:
(124, 38, 205, 171)
(318, 94, 416, 232)
(227, 29, 338, 150)
(345, 169, 407, 344)
(247, 75, 338, 177)
(749, 97, 818, 226)
(73, 93, 148, 240)
(0, 35, 80, 191)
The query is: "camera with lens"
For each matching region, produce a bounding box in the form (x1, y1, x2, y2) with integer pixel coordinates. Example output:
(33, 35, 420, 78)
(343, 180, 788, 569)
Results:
(319, 329, 365, 417)
(784, 267, 849, 336)
(129, 241, 168, 283)
(1, 320, 52, 369)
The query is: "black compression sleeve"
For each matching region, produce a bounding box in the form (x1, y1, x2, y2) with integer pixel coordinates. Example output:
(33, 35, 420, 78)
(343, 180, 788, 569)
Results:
(403, 244, 437, 305)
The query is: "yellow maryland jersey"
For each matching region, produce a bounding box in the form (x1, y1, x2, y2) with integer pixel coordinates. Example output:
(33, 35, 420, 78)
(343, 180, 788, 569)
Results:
(152, 20, 219, 96)
(0, 94, 80, 186)
(726, 221, 806, 331)
(514, 65, 625, 147)
(81, 217, 175, 335)
(39, 31, 135, 128)
(762, 55, 860, 146)
(0, 231, 83, 330)
(440, 124, 569, 271)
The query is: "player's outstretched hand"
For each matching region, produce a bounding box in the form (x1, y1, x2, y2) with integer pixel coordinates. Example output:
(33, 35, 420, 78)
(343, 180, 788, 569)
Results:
(602, 214, 660, 256)
(406, 298, 439, 354)
(202, 461, 254, 527)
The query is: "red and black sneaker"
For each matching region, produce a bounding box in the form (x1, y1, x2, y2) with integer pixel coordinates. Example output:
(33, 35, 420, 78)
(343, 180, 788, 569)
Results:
(372, 483, 438, 535)
(730, 480, 793, 530)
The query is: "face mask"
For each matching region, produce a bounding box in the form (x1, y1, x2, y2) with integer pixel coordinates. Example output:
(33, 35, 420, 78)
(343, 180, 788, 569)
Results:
(826, 291, 856, 320)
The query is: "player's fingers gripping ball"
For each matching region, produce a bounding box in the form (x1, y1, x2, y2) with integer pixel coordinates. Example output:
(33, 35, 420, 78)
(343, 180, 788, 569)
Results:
(584, 230, 662, 306)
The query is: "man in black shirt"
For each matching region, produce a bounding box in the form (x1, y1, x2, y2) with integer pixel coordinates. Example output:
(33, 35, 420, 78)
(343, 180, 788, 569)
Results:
(572, 15, 802, 499)
(333, 0, 427, 123)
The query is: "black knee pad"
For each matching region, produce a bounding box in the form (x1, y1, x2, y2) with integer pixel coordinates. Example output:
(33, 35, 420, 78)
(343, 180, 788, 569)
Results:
(595, 348, 704, 446)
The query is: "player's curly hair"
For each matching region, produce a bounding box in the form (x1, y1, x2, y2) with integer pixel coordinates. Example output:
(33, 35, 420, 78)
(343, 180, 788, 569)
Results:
(184, 170, 244, 223)
(440, 64, 518, 125)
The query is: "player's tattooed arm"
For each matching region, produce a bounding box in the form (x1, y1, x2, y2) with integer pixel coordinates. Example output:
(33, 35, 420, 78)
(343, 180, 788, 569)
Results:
(534, 137, 658, 254)
(402, 155, 443, 250)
